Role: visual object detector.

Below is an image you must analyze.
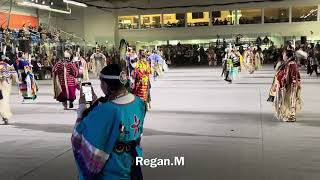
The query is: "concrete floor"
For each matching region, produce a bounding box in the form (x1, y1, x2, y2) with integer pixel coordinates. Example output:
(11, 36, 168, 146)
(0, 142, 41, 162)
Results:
(0, 66, 320, 180)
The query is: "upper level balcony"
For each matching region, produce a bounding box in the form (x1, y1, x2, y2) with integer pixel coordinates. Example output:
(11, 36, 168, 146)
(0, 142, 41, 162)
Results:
(117, 5, 320, 41)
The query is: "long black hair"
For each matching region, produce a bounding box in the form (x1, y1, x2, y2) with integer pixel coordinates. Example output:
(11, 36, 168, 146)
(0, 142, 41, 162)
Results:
(81, 64, 126, 119)
(285, 45, 294, 59)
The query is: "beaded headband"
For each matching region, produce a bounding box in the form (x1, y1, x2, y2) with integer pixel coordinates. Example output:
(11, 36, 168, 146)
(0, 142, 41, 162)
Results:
(100, 71, 128, 84)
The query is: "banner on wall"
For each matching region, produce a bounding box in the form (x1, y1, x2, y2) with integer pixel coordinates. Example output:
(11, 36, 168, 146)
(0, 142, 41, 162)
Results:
(0, 12, 38, 29)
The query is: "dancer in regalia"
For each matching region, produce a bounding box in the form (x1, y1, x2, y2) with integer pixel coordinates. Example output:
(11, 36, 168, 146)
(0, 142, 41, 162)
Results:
(254, 47, 263, 70)
(222, 48, 240, 83)
(222, 48, 232, 83)
(132, 56, 152, 110)
(53, 49, 79, 110)
(73, 49, 89, 83)
(207, 47, 217, 66)
(14, 52, 38, 101)
(267, 46, 302, 122)
(243, 47, 255, 74)
(148, 50, 163, 81)
(0, 55, 18, 124)
(230, 48, 241, 80)
(90, 48, 106, 77)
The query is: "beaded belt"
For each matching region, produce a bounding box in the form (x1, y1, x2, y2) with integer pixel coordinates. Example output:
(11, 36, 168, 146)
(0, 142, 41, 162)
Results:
(114, 138, 141, 154)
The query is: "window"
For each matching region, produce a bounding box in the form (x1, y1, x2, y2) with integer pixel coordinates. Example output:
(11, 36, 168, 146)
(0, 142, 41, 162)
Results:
(292, 6, 318, 22)
(237, 9, 262, 24)
(140, 14, 162, 28)
(118, 16, 139, 29)
(187, 12, 209, 27)
(264, 8, 289, 23)
(192, 12, 204, 19)
(212, 10, 236, 26)
(163, 13, 186, 28)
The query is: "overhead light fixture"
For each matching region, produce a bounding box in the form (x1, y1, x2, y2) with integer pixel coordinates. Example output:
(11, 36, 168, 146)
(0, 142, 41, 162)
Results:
(63, 0, 87, 7)
(16, 1, 72, 14)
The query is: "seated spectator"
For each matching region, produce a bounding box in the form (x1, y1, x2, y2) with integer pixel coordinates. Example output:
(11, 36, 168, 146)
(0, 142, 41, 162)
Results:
(224, 18, 228, 25)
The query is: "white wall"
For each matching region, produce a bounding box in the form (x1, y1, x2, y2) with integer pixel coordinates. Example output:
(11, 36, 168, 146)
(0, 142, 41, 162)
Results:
(83, 7, 116, 46)
(0, 3, 37, 17)
(57, 7, 84, 38)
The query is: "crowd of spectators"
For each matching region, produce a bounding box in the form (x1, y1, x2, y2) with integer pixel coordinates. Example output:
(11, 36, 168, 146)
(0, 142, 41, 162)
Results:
(212, 18, 234, 26)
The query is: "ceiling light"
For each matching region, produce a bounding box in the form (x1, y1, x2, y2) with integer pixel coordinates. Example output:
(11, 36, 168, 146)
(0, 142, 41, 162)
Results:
(63, 0, 87, 7)
(16, 1, 71, 14)
(42, 1, 45, 4)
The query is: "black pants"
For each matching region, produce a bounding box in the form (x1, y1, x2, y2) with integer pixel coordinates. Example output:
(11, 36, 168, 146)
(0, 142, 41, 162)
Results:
(307, 62, 312, 74)
(310, 65, 319, 76)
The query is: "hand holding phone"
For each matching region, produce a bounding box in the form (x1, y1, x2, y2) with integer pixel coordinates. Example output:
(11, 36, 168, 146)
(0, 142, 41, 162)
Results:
(81, 82, 93, 103)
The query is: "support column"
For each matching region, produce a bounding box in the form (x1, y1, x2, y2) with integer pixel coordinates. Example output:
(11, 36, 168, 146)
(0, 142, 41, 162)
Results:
(48, 11, 52, 28)
(114, 12, 120, 48)
(317, 5, 320, 21)
(138, 15, 141, 29)
(185, 12, 188, 27)
(36, 9, 40, 26)
(262, 8, 264, 24)
(289, 6, 292, 23)
(161, 13, 164, 28)
(235, 10, 238, 25)
(209, 11, 212, 26)
(7, 0, 13, 28)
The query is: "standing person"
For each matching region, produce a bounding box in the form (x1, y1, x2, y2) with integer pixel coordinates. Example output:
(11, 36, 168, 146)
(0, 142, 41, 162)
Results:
(207, 47, 216, 66)
(53, 49, 79, 110)
(132, 57, 152, 110)
(42, 54, 53, 79)
(268, 46, 302, 122)
(306, 45, 313, 74)
(231, 48, 241, 80)
(308, 49, 319, 76)
(222, 48, 232, 83)
(199, 46, 206, 64)
(243, 47, 255, 74)
(73, 50, 89, 83)
(0, 55, 18, 125)
(14, 52, 38, 102)
(90, 48, 107, 77)
(148, 51, 163, 81)
(254, 47, 263, 70)
(72, 64, 146, 180)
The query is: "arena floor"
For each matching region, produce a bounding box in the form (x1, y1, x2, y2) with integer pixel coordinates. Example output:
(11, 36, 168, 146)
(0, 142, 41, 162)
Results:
(1, 65, 320, 180)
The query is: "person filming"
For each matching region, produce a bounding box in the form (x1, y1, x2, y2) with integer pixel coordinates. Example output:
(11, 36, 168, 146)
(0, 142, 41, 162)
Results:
(72, 64, 146, 180)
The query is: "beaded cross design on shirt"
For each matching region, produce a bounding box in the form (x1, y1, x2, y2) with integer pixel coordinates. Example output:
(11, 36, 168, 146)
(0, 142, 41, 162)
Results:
(130, 115, 141, 138)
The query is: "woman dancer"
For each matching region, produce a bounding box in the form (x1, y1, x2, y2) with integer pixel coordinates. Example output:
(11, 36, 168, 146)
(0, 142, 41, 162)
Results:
(268, 46, 302, 122)
(53, 49, 79, 110)
(0, 55, 18, 124)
